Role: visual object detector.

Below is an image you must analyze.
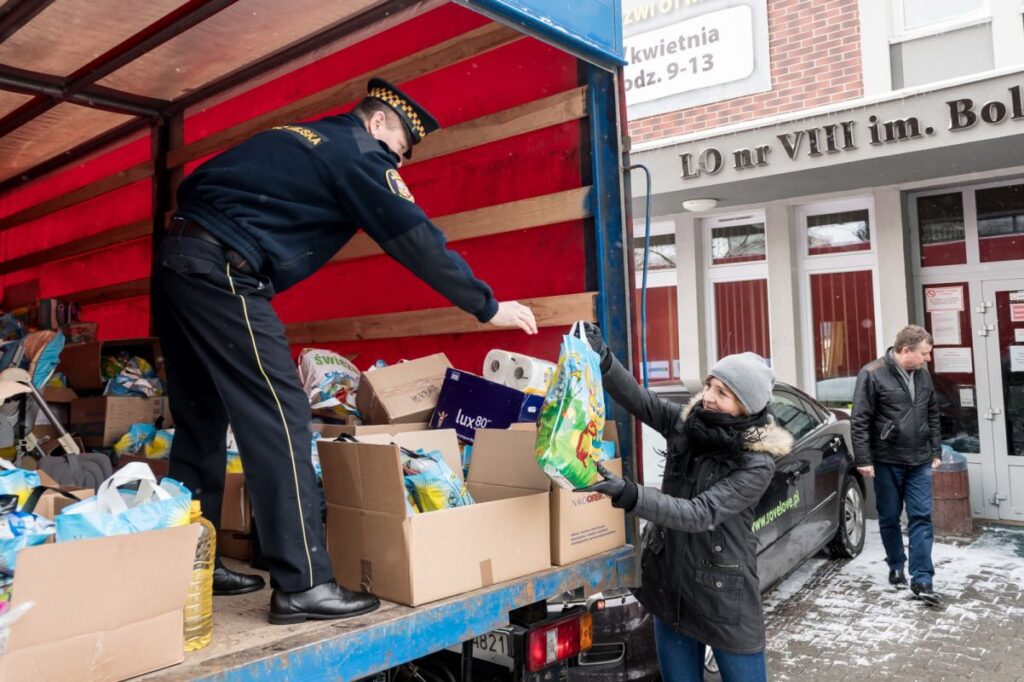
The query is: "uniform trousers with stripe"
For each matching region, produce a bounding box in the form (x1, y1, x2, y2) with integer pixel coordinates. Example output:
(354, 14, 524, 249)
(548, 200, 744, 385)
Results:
(152, 234, 333, 592)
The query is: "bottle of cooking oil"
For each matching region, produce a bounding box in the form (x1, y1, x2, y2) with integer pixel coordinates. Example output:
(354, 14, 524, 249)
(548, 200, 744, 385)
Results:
(184, 499, 216, 652)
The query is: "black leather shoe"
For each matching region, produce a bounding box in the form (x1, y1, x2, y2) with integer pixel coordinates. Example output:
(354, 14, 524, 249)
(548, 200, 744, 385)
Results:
(888, 570, 908, 589)
(269, 579, 380, 625)
(213, 566, 266, 596)
(911, 582, 942, 606)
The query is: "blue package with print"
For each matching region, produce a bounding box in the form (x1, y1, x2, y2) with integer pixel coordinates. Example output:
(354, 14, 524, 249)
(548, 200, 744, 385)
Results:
(429, 368, 542, 442)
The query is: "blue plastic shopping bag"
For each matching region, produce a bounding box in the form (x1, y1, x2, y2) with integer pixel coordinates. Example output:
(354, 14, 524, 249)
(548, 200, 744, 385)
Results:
(55, 462, 191, 542)
(0, 460, 41, 509)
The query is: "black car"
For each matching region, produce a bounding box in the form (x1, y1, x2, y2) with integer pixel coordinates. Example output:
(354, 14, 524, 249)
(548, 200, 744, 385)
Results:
(571, 382, 867, 681)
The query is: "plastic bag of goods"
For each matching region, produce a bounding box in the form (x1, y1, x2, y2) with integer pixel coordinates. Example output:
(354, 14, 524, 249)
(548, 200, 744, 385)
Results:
(400, 448, 474, 513)
(297, 348, 361, 419)
(534, 322, 606, 490)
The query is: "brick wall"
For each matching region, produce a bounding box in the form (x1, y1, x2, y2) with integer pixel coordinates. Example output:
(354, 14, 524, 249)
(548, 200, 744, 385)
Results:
(628, 0, 864, 143)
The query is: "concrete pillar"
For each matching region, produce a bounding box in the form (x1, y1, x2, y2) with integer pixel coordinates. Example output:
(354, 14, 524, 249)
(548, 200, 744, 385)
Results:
(874, 186, 912, 348)
(764, 203, 801, 388)
(992, 0, 1024, 67)
(858, 0, 894, 96)
(674, 212, 706, 394)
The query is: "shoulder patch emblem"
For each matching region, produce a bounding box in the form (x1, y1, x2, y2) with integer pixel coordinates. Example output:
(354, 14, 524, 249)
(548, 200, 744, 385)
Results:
(273, 124, 324, 147)
(386, 169, 415, 202)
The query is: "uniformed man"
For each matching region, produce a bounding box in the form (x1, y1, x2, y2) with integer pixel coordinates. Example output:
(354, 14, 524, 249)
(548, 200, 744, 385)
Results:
(152, 78, 537, 624)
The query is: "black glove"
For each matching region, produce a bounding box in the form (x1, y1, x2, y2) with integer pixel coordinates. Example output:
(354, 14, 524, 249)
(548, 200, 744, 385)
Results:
(581, 322, 613, 372)
(574, 461, 638, 512)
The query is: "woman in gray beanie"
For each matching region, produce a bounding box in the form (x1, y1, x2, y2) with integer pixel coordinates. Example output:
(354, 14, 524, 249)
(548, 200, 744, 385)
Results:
(578, 324, 792, 682)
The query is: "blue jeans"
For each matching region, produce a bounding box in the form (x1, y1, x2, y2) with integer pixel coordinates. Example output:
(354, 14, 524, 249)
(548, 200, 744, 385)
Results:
(653, 617, 767, 682)
(874, 461, 934, 585)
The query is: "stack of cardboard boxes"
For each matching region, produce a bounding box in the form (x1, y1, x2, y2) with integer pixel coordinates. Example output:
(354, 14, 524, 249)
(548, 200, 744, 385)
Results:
(313, 351, 626, 607)
(59, 338, 173, 450)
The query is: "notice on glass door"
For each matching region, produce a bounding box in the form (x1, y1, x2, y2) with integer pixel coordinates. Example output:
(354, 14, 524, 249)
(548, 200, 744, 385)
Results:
(1016, 328, 1024, 343)
(930, 311, 961, 346)
(1011, 346, 1024, 373)
(933, 347, 973, 374)
(924, 286, 964, 312)
(1011, 304, 1024, 323)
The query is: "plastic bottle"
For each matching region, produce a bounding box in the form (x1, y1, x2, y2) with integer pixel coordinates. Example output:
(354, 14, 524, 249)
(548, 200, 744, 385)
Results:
(184, 499, 216, 652)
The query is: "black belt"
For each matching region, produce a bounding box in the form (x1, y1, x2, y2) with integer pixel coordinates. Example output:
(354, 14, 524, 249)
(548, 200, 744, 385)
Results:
(167, 218, 222, 246)
(167, 217, 255, 274)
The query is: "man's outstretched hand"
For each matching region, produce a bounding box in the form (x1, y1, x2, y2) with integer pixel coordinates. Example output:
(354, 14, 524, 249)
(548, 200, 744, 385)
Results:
(489, 301, 538, 335)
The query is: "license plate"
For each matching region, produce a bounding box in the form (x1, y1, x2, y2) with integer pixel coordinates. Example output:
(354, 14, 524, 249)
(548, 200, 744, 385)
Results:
(474, 630, 513, 667)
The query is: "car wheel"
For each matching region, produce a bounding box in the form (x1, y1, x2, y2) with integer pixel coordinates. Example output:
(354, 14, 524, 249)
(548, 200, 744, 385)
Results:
(704, 647, 721, 681)
(825, 474, 865, 559)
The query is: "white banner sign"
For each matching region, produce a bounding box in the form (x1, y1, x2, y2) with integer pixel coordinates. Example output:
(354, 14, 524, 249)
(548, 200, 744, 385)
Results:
(624, 5, 755, 105)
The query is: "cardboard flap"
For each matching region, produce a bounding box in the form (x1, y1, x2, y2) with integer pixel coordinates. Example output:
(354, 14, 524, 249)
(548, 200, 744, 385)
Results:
(356, 429, 463, 482)
(319, 440, 407, 515)
(8, 524, 199, 650)
(468, 428, 549, 492)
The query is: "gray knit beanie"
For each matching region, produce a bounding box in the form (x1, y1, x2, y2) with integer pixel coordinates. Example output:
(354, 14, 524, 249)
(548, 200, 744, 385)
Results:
(708, 352, 775, 414)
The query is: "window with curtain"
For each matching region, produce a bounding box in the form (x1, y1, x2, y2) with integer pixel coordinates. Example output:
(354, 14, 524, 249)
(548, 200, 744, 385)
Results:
(714, 279, 770, 361)
(899, 0, 984, 31)
(810, 270, 877, 407)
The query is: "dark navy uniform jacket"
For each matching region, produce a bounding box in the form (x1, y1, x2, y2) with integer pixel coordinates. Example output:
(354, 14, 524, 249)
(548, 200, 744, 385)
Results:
(175, 113, 499, 322)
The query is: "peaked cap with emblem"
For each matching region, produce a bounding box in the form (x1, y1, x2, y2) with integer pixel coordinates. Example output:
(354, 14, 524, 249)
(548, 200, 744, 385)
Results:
(366, 78, 440, 159)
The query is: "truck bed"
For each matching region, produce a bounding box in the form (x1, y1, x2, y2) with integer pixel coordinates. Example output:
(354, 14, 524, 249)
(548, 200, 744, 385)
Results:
(139, 546, 636, 681)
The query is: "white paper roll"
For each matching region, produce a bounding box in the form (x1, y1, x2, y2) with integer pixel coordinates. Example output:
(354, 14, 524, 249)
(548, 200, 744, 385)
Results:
(509, 355, 557, 395)
(483, 349, 514, 385)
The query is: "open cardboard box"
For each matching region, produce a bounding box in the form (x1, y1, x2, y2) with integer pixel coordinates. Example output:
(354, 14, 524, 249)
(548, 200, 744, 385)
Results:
(319, 428, 550, 606)
(0, 525, 199, 682)
(354, 353, 450, 425)
(473, 423, 626, 566)
(57, 337, 165, 393)
(314, 422, 428, 440)
(70, 396, 172, 448)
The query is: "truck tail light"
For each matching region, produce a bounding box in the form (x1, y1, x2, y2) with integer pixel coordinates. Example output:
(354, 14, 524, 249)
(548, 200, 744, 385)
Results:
(525, 612, 593, 672)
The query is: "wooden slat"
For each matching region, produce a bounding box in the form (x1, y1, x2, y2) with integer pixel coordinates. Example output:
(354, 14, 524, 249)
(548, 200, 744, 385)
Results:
(413, 86, 588, 163)
(286, 292, 597, 344)
(167, 22, 522, 169)
(66, 278, 150, 306)
(0, 219, 151, 275)
(0, 161, 153, 232)
(334, 186, 592, 262)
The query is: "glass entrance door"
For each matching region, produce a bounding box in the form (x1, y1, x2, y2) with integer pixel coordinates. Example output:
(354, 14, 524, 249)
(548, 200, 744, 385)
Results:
(981, 279, 1024, 521)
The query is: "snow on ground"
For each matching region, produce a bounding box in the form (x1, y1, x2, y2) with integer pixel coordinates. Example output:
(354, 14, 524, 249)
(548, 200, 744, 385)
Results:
(761, 526, 1024, 679)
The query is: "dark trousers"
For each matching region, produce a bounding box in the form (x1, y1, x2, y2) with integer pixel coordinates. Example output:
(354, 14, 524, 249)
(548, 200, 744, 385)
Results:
(152, 234, 333, 592)
(874, 461, 935, 586)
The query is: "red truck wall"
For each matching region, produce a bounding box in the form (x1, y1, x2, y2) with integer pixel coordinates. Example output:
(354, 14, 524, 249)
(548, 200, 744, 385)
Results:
(0, 3, 593, 373)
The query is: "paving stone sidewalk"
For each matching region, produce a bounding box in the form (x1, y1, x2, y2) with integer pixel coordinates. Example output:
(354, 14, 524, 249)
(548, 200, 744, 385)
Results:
(762, 525, 1024, 681)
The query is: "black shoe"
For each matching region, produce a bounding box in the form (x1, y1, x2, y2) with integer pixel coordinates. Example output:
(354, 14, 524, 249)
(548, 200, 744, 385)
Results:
(911, 582, 942, 606)
(269, 579, 380, 625)
(888, 570, 908, 589)
(213, 566, 266, 596)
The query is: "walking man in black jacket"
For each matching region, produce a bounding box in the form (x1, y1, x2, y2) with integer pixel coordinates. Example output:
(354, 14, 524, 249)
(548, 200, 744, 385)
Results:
(851, 325, 942, 605)
(152, 78, 537, 624)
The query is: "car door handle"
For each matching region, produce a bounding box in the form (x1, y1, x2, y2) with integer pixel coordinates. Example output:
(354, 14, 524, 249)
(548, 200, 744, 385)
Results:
(779, 460, 810, 483)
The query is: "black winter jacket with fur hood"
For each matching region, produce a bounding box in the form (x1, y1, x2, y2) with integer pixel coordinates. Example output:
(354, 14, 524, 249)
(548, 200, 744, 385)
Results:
(600, 356, 792, 654)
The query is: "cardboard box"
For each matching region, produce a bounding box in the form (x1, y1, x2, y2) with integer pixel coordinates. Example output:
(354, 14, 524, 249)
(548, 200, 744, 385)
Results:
(355, 353, 451, 425)
(218, 529, 252, 562)
(58, 337, 165, 392)
(114, 453, 170, 478)
(32, 486, 93, 521)
(319, 428, 550, 606)
(70, 396, 172, 448)
(429, 368, 544, 442)
(0, 525, 199, 682)
(313, 422, 429, 440)
(221, 472, 251, 533)
(472, 425, 626, 566)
